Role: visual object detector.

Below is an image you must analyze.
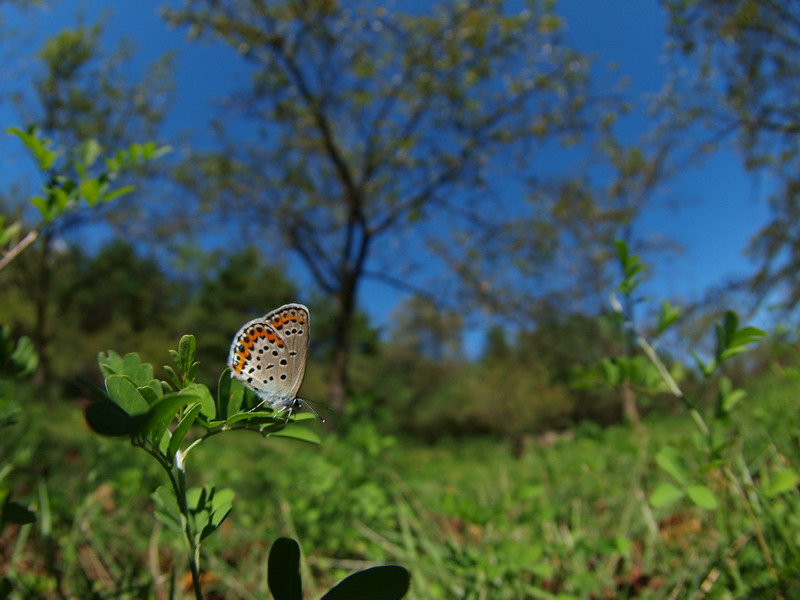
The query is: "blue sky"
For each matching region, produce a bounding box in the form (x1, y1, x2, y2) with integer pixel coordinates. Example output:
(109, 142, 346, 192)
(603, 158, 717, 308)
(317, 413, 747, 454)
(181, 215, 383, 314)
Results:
(0, 0, 773, 339)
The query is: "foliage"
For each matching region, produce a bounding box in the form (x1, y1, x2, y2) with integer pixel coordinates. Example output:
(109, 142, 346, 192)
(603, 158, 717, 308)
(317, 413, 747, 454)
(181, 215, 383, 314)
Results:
(23, 21, 173, 153)
(268, 537, 410, 600)
(661, 0, 800, 315)
(79, 336, 409, 598)
(8, 128, 169, 222)
(1, 127, 170, 391)
(0, 328, 38, 535)
(165, 0, 605, 410)
(572, 240, 800, 595)
(3, 3, 800, 597)
(7, 377, 800, 598)
(0, 326, 38, 379)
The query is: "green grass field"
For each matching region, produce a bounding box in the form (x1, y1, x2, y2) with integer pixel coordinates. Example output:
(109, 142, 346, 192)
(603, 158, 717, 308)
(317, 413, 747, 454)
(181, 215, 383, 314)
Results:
(3, 373, 799, 599)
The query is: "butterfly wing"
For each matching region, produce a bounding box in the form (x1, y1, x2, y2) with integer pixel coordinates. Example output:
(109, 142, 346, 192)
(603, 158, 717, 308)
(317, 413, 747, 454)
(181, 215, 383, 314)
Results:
(261, 303, 310, 399)
(228, 303, 310, 409)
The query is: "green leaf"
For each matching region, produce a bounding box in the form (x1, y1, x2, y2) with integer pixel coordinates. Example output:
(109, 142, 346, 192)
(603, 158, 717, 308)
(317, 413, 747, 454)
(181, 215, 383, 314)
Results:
(321, 566, 411, 600)
(134, 354, 154, 384)
(143, 393, 201, 447)
(183, 383, 215, 419)
(101, 185, 135, 203)
(649, 482, 684, 508)
(720, 325, 767, 361)
(178, 335, 196, 378)
(8, 126, 58, 171)
(146, 378, 164, 400)
(0, 329, 38, 378)
(686, 485, 718, 510)
(613, 239, 629, 265)
(268, 424, 321, 445)
(129, 143, 142, 163)
(719, 345, 752, 361)
(0, 218, 21, 246)
(138, 385, 161, 406)
(656, 300, 682, 335)
(101, 352, 154, 385)
(124, 353, 149, 382)
(723, 310, 738, 342)
(655, 446, 689, 486)
(152, 485, 181, 533)
(29, 196, 50, 219)
(76, 138, 102, 169)
(714, 311, 766, 363)
(765, 468, 800, 498)
(163, 365, 181, 390)
(76, 376, 113, 404)
(690, 350, 715, 378)
(225, 411, 272, 426)
(78, 177, 102, 206)
(84, 400, 146, 436)
(200, 487, 235, 541)
(292, 412, 318, 422)
(168, 403, 202, 458)
(98, 350, 124, 377)
(105, 374, 150, 415)
(217, 368, 233, 419)
(268, 538, 303, 600)
(731, 326, 767, 346)
(600, 358, 620, 386)
(718, 377, 747, 413)
(613, 239, 645, 293)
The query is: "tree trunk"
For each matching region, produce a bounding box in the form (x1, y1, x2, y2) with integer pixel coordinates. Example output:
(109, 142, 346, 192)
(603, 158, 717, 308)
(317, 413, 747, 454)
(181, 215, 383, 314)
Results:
(328, 280, 356, 413)
(31, 232, 52, 390)
(621, 380, 643, 431)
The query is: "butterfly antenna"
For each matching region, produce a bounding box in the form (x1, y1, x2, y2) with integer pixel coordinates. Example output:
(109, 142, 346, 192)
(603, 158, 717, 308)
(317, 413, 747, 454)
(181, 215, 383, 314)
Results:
(301, 399, 325, 423)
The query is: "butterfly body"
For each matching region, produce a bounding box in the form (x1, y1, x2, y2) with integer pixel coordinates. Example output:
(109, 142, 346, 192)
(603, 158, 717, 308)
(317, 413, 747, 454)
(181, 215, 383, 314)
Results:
(227, 303, 310, 415)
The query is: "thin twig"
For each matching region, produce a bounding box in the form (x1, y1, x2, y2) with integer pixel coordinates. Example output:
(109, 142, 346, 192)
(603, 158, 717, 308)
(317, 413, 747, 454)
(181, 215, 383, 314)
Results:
(635, 333, 711, 437)
(0, 230, 38, 271)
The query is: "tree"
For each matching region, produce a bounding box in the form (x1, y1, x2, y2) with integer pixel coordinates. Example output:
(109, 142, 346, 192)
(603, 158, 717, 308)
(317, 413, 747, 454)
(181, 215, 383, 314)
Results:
(0, 240, 179, 388)
(5, 20, 172, 384)
(660, 0, 800, 313)
(166, 0, 600, 410)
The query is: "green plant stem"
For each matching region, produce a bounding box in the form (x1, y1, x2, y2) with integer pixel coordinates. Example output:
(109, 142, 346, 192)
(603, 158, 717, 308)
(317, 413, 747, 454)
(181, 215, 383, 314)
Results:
(184, 423, 283, 457)
(144, 438, 205, 600)
(173, 450, 204, 600)
(636, 334, 712, 437)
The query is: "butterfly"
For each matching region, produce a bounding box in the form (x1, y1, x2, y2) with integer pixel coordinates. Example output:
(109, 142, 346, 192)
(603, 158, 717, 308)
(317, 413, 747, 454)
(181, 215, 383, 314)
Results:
(227, 303, 313, 418)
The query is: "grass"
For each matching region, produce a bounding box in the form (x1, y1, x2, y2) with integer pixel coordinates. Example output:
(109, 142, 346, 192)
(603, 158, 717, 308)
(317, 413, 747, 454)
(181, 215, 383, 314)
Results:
(2, 373, 799, 598)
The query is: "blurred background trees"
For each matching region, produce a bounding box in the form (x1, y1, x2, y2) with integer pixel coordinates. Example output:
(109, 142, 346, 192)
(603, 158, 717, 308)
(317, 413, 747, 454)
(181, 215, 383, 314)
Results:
(660, 0, 800, 312)
(163, 0, 615, 410)
(1, 0, 797, 437)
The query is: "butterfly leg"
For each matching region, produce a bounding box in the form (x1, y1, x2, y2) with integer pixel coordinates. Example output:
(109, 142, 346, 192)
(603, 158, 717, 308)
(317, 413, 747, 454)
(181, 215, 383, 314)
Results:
(247, 397, 270, 413)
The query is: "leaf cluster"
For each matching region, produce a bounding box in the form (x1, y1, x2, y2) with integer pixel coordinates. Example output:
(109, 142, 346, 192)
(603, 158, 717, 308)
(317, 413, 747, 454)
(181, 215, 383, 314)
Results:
(0, 326, 38, 379)
(82, 335, 320, 451)
(268, 537, 410, 600)
(8, 127, 171, 223)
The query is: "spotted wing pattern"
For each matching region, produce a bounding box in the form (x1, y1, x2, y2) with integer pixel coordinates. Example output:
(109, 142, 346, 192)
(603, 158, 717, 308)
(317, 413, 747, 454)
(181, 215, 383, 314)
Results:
(227, 303, 310, 411)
